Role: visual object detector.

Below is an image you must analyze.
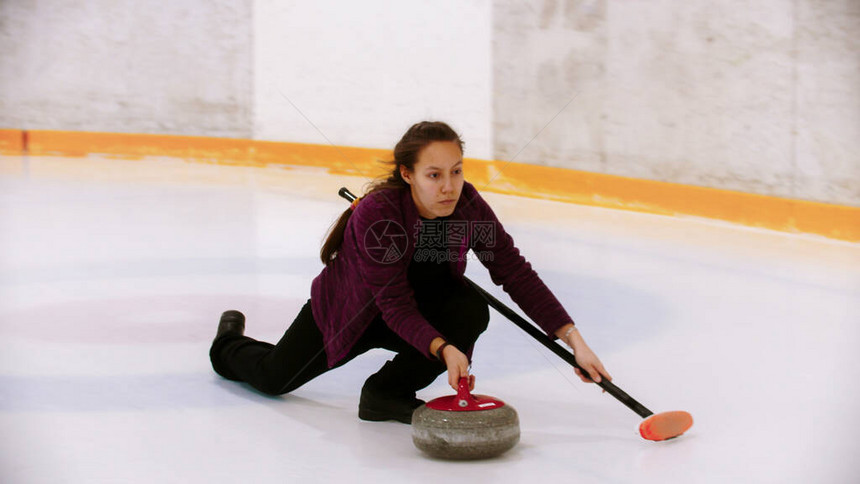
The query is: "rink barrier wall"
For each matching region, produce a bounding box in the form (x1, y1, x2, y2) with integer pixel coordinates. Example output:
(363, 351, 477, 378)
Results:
(3, 129, 858, 243)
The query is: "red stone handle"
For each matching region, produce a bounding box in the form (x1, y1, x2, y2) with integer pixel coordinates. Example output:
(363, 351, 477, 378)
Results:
(456, 377, 475, 408)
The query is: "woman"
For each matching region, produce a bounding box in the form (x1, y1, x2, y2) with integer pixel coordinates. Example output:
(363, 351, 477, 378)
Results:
(210, 121, 611, 424)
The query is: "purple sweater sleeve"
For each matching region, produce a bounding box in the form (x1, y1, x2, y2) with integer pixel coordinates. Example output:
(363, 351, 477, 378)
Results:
(349, 195, 444, 359)
(470, 190, 574, 338)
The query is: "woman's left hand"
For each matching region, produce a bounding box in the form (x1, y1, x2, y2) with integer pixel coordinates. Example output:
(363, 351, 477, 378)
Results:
(559, 326, 612, 384)
(572, 343, 611, 384)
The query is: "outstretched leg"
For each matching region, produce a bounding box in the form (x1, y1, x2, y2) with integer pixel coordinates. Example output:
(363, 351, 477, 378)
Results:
(209, 300, 335, 396)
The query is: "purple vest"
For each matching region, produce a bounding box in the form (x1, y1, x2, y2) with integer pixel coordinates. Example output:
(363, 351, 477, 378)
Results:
(311, 181, 574, 367)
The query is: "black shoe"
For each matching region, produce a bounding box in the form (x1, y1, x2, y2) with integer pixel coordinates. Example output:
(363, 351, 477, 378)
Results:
(358, 386, 425, 424)
(216, 310, 245, 339)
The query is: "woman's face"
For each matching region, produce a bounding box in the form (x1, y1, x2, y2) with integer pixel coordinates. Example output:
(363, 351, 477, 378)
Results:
(400, 140, 464, 219)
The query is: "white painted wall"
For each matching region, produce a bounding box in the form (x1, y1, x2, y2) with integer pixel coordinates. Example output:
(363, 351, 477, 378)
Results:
(493, 0, 860, 206)
(253, 0, 493, 160)
(0, 0, 252, 137)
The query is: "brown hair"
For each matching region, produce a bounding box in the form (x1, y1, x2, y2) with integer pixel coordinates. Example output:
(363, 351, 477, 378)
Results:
(319, 121, 464, 265)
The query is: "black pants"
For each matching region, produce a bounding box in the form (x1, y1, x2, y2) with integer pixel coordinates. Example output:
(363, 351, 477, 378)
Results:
(209, 281, 489, 397)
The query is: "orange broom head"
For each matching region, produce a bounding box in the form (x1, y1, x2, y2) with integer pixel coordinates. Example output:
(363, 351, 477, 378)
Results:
(639, 411, 694, 441)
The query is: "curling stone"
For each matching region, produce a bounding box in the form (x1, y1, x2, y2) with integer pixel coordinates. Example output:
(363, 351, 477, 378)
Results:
(412, 377, 519, 460)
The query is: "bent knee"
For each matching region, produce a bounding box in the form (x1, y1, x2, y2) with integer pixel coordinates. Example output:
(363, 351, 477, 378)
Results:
(446, 300, 490, 346)
(468, 301, 490, 335)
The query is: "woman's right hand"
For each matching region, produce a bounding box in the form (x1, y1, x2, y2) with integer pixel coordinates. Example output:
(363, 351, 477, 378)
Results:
(441, 344, 474, 391)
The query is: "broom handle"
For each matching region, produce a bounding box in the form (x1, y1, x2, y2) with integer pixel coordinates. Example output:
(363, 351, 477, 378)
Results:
(336, 187, 653, 418)
(339, 187, 357, 203)
(464, 277, 655, 419)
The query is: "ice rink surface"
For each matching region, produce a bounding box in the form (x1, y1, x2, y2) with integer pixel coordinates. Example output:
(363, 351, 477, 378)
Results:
(1, 154, 859, 483)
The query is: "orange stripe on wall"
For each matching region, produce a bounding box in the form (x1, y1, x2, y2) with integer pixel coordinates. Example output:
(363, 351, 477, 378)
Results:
(0, 129, 25, 154)
(464, 160, 860, 242)
(9, 129, 860, 243)
(24, 130, 392, 177)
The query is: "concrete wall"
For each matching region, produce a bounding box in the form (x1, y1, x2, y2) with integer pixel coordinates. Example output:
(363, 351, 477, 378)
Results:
(493, 0, 860, 206)
(253, 0, 493, 159)
(1, 0, 857, 206)
(0, 0, 253, 138)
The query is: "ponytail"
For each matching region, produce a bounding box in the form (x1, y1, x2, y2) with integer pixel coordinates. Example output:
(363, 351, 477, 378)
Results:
(319, 207, 354, 265)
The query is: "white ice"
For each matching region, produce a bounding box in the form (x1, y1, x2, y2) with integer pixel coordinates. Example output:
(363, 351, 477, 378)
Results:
(1, 154, 859, 483)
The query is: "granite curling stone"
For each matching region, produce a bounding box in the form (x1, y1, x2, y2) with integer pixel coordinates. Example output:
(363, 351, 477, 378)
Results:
(412, 377, 519, 460)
